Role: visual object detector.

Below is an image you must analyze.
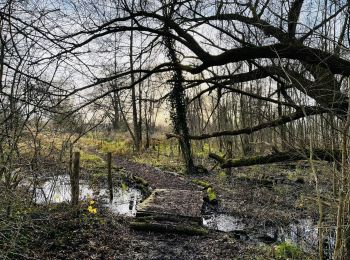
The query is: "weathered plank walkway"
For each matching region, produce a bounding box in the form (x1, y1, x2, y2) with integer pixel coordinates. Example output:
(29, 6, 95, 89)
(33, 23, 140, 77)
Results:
(137, 189, 203, 220)
(131, 189, 207, 235)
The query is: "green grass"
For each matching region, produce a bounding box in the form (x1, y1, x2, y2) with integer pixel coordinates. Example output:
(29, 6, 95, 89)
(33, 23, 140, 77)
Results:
(80, 151, 105, 168)
(275, 242, 303, 259)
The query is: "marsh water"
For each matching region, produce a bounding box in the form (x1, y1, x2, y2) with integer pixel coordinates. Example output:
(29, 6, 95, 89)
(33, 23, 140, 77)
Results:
(34, 175, 142, 216)
(203, 213, 335, 257)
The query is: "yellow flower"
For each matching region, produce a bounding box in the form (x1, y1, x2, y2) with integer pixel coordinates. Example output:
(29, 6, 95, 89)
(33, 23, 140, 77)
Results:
(90, 200, 95, 205)
(88, 205, 97, 214)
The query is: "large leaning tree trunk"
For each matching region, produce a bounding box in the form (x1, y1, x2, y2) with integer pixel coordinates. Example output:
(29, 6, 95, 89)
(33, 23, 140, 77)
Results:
(163, 4, 195, 174)
(129, 0, 141, 151)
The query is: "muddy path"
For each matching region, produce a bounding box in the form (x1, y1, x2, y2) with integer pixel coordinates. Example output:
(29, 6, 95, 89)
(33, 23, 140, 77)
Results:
(114, 156, 317, 224)
(114, 156, 199, 191)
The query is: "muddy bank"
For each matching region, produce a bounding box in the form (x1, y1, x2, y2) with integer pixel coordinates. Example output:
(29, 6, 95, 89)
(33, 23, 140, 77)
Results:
(18, 205, 249, 260)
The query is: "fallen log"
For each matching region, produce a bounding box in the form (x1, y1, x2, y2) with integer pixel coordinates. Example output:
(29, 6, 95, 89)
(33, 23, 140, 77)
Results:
(135, 214, 200, 225)
(136, 211, 201, 225)
(209, 149, 341, 168)
(130, 221, 208, 235)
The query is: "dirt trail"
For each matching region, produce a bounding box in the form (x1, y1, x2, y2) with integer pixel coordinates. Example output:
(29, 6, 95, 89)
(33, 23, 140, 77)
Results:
(114, 156, 199, 190)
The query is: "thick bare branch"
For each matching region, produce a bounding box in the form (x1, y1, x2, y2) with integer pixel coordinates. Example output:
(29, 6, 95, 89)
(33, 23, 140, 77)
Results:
(188, 106, 328, 140)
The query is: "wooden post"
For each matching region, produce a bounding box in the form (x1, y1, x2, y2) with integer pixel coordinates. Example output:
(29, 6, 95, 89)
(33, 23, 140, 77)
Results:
(170, 140, 174, 157)
(157, 143, 161, 158)
(107, 152, 113, 202)
(71, 151, 80, 206)
(68, 142, 73, 175)
(226, 140, 233, 178)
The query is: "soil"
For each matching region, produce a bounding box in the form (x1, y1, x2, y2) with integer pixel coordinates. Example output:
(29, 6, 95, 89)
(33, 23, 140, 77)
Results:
(27, 209, 251, 260)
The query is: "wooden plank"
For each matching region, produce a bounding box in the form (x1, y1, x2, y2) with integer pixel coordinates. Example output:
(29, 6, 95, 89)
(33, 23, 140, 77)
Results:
(137, 189, 203, 220)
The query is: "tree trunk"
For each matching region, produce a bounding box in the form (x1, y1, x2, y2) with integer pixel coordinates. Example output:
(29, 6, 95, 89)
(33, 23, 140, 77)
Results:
(277, 89, 287, 150)
(163, 8, 195, 174)
(130, 0, 141, 151)
(209, 149, 341, 168)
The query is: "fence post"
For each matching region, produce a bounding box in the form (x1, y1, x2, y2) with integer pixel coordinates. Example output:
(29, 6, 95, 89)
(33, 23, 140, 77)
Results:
(107, 152, 113, 202)
(71, 151, 80, 206)
(157, 143, 161, 158)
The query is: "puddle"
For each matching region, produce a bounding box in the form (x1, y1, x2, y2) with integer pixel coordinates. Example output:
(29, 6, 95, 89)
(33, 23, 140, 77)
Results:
(35, 175, 94, 203)
(278, 219, 318, 247)
(34, 175, 143, 216)
(277, 219, 335, 257)
(100, 188, 142, 217)
(203, 213, 335, 256)
(203, 214, 245, 232)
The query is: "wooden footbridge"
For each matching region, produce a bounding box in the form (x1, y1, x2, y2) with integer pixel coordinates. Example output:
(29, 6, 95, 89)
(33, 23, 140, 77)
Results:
(130, 189, 208, 235)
